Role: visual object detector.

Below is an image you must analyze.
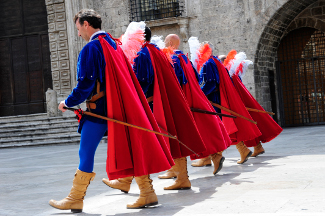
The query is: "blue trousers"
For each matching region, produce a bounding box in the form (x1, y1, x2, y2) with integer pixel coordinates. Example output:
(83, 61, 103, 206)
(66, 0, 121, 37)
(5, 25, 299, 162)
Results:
(78, 120, 107, 173)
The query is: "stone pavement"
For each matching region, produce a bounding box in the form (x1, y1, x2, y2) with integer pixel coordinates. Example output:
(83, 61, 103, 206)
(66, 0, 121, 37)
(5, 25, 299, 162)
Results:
(1, 125, 325, 216)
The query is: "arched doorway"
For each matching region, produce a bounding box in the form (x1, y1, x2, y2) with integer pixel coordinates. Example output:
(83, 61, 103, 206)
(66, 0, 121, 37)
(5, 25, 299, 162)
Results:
(277, 27, 325, 126)
(0, 0, 52, 117)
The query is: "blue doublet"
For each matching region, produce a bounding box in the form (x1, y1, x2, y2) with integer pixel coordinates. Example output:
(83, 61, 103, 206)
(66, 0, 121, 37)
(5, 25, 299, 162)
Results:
(63, 32, 117, 173)
(133, 44, 161, 110)
(65, 32, 116, 133)
(200, 56, 222, 113)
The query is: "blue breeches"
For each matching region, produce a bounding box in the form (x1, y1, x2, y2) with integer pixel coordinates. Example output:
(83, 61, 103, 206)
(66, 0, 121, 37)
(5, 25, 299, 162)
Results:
(78, 120, 107, 173)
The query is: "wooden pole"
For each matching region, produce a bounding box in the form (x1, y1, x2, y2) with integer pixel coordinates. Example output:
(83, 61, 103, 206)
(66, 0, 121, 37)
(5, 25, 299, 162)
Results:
(209, 101, 257, 124)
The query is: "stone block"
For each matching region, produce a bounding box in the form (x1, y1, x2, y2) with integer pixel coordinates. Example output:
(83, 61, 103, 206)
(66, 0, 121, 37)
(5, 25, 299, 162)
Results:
(59, 60, 69, 70)
(48, 23, 56, 32)
(53, 81, 60, 90)
(58, 50, 69, 60)
(54, 3, 65, 12)
(61, 80, 71, 89)
(60, 70, 70, 80)
(51, 61, 59, 71)
(56, 21, 66, 31)
(56, 12, 66, 22)
(46, 5, 55, 14)
(57, 40, 68, 50)
(51, 51, 58, 61)
(46, 88, 58, 117)
(54, 0, 64, 3)
(58, 31, 67, 40)
(48, 13, 55, 23)
(311, 7, 323, 16)
(48, 32, 57, 42)
(51, 71, 60, 81)
(49, 42, 57, 52)
(45, 0, 53, 6)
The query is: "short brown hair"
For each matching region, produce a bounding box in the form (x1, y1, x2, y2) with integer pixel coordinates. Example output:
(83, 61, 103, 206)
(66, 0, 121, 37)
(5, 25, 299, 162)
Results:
(74, 9, 102, 29)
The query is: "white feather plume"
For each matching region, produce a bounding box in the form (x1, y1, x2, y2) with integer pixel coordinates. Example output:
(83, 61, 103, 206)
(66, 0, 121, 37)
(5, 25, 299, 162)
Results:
(120, 21, 146, 65)
(238, 60, 253, 78)
(229, 52, 247, 77)
(188, 36, 200, 70)
(150, 35, 165, 49)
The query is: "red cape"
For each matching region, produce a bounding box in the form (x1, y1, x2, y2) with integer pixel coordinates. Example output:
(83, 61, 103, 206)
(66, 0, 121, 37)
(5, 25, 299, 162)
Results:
(232, 75, 283, 147)
(146, 44, 207, 159)
(178, 54, 231, 159)
(98, 35, 174, 180)
(213, 57, 261, 144)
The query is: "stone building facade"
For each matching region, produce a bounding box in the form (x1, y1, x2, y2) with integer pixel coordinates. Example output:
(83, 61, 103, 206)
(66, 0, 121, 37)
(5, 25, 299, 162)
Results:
(3, 0, 324, 127)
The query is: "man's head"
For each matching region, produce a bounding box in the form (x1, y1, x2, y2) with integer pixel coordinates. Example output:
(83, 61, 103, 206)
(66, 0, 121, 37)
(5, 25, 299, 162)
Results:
(165, 34, 180, 50)
(219, 55, 226, 63)
(74, 9, 102, 42)
(145, 27, 151, 42)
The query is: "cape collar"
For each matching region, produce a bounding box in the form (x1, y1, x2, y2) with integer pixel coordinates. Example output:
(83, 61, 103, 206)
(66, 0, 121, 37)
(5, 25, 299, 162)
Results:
(90, 30, 106, 41)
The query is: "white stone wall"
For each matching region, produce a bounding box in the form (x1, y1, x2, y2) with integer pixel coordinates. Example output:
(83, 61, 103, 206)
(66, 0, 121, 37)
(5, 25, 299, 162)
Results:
(57, 0, 324, 121)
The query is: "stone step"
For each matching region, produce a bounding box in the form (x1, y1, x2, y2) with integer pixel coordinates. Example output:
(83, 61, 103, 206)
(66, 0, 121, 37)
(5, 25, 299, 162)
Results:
(0, 124, 78, 136)
(0, 128, 78, 139)
(0, 113, 48, 123)
(0, 133, 81, 145)
(0, 116, 77, 127)
(0, 120, 78, 131)
(0, 138, 81, 148)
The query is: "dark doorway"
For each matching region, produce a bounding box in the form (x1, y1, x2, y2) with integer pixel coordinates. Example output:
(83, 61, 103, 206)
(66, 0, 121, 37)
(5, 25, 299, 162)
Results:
(0, 0, 52, 117)
(277, 27, 325, 126)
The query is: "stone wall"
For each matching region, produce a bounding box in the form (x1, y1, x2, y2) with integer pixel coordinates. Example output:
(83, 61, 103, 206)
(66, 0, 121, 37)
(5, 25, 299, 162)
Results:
(45, 0, 71, 103)
(47, 0, 325, 123)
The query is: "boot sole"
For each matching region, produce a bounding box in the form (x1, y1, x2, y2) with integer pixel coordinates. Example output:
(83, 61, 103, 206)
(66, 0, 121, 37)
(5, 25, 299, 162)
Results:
(237, 151, 253, 164)
(158, 176, 177, 179)
(102, 181, 129, 193)
(251, 151, 265, 157)
(191, 164, 212, 167)
(164, 187, 191, 190)
(127, 201, 158, 209)
(213, 157, 225, 175)
(49, 204, 82, 213)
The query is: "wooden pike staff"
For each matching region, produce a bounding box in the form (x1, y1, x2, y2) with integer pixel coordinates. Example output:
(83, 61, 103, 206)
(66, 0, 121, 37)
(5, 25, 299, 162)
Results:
(64, 107, 200, 157)
(246, 107, 275, 115)
(209, 101, 257, 124)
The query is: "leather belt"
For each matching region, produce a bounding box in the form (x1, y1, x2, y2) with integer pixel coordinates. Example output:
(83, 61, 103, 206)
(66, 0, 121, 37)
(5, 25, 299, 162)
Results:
(86, 80, 105, 111)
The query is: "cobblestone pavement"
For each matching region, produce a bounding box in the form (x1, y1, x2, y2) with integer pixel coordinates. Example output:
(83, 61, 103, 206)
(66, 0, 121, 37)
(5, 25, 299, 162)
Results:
(1, 125, 325, 216)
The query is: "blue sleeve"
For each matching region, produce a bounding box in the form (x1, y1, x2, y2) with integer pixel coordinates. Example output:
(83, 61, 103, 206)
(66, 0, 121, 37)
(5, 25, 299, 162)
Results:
(65, 42, 105, 107)
(200, 61, 220, 95)
(133, 50, 154, 94)
(77, 42, 105, 82)
(172, 56, 188, 85)
(65, 78, 96, 107)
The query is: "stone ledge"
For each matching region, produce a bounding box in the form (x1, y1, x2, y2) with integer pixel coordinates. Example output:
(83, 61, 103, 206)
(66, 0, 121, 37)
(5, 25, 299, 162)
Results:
(146, 16, 195, 41)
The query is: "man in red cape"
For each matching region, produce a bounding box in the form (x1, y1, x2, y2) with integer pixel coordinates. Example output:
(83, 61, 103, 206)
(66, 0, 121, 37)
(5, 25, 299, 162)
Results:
(229, 57, 283, 157)
(162, 34, 231, 176)
(50, 10, 174, 211)
(199, 44, 262, 164)
(103, 27, 207, 192)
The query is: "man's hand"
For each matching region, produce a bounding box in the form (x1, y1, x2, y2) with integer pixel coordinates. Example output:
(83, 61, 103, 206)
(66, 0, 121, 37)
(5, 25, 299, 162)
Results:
(58, 101, 67, 112)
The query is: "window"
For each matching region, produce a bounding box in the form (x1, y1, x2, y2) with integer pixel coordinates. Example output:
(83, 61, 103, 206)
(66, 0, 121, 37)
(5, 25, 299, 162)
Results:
(130, 0, 184, 22)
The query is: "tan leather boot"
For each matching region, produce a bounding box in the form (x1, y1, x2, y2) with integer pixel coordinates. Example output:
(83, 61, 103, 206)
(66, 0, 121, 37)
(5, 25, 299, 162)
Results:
(191, 157, 212, 167)
(102, 176, 134, 193)
(236, 141, 252, 164)
(210, 152, 225, 175)
(49, 169, 96, 213)
(251, 142, 265, 157)
(126, 175, 158, 209)
(164, 157, 191, 190)
(158, 166, 176, 179)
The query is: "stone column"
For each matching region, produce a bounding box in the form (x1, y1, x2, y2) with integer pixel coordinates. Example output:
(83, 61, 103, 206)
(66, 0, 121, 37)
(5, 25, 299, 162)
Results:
(45, 0, 71, 106)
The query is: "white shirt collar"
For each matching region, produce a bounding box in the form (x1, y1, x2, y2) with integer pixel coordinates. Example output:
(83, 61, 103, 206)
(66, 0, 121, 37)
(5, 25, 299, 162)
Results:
(89, 30, 106, 41)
